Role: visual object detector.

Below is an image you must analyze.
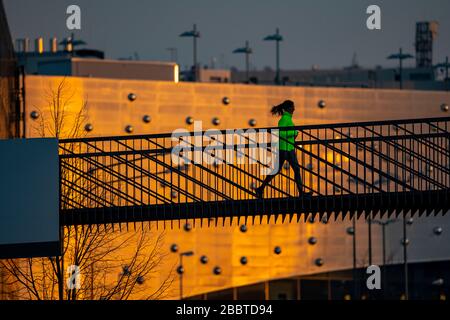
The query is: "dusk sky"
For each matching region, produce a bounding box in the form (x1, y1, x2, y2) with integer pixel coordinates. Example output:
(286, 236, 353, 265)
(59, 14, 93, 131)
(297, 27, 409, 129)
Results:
(4, 0, 450, 71)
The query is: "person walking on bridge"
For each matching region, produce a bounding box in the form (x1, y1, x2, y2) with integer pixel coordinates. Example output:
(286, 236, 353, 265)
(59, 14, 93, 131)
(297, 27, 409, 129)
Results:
(255, 100, 310, 198)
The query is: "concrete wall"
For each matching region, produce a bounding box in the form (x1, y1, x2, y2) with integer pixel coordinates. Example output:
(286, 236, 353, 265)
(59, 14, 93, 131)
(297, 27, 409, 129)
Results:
(23, 75, 450, 298)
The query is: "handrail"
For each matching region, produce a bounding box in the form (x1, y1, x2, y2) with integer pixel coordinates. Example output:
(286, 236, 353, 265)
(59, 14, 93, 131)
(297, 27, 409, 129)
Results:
(60, 116, 450, 143)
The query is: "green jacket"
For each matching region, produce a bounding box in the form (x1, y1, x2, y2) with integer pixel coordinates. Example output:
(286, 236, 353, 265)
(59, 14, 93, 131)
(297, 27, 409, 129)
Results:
(278, 112, 298, 151)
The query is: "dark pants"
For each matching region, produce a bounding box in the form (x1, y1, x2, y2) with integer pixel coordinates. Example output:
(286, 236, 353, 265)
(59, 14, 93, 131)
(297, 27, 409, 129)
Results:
(260, 150, 304, 195)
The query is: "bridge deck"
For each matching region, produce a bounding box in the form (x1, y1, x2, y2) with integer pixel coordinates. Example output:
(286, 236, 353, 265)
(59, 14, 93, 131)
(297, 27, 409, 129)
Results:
(61, 190, 450, 226)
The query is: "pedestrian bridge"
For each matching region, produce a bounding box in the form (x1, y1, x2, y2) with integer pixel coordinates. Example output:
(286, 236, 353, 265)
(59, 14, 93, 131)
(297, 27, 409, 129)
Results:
(59, 117, 450, 228)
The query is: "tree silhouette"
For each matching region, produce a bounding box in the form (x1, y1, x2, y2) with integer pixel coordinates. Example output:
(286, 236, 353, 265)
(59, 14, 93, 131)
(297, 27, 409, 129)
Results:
(0, 78, 174, 300)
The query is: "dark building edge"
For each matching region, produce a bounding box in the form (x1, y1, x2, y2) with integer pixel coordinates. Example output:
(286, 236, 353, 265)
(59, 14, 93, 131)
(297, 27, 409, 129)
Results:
(0, 0, 19, 139)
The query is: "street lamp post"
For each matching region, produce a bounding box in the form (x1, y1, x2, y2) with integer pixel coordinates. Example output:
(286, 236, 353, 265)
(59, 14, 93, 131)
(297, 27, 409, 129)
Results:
(350, 216, 358, 299)
(346, 215, 359, 299)
(263, 28, 283, 85)
(368, 216, 372, 266)
(233, 41, 253, 83)
(402, 217, 409, 300)
(435, 56, 450, 91)
(387, 48, 414, 90)
(178, 251, 194, 300)
(180, 24, 201, 81)
(370, 218, 398, 298)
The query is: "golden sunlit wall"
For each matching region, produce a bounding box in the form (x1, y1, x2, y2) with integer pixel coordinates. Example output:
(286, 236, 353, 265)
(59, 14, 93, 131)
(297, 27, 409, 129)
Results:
(24, 75, 449, 299)
(24, 75, 450, 138)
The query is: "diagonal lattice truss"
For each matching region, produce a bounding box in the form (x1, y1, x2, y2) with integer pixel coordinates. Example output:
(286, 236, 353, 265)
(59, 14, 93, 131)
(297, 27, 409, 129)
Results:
(59, 117, 450, 227)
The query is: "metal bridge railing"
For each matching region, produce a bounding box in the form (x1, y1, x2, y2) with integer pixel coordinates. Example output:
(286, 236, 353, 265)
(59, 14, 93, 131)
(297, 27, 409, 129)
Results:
(59, 117, 450, 226)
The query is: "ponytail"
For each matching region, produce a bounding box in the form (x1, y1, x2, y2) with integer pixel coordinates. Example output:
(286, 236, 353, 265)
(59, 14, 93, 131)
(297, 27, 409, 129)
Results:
(270, 100, 294, 116)
(270, 104, 285, 116)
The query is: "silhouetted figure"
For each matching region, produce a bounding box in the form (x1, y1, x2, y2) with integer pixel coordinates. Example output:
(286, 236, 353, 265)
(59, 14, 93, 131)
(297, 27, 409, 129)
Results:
(255, 100, 310, 198)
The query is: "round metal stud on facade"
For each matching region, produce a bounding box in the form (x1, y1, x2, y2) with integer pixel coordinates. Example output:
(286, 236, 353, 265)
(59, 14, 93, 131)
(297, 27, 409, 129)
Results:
(170, 244, 178, 253)
(240, 225, 248, 233)
(318, 100, 326, 109)
(274, 246, 282, 255)
(84, 123, 93, 132)
(177, 266, 184, 275)
(315, 258, 324, 267)
(213, 266, 222, 275)
(240, 257, 248, 265)
(184, 223, 192, 232)
(212, 117, 221, 126)
(143, 115, 152, 123)
(308, 237, 317, 245)
(434, 226, 443, 235)
(346, 227, 355, 235)
(122, 265, 131, 276)
(179, 164, 189, 172)
(222, 97, 230, 105)
(87, 167, 96, 176)
(125, 125, 134, 134)
(186, 116, 194, 125)
(441, 103, 449, 112)
(128, 93, 137, 102)
(200, 255, 208, 264)
(401, 238, 410, 246)
(406, 218, 414, 225)
(30, 111, 40, 120)
(136, 275, 145, 285)
(171, 191, 178, 199)
(248, 119, 257, 127)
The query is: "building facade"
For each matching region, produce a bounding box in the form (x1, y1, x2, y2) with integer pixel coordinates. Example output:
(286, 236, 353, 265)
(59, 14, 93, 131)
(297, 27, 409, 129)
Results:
(22, 75, 450, 299)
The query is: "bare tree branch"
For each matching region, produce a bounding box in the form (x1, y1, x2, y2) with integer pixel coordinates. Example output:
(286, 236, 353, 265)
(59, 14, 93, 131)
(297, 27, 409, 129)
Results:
(1, 78, 174, 300)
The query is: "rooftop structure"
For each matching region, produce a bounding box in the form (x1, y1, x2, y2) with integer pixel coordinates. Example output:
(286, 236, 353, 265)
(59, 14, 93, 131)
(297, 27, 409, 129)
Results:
(231, 66, 445, 91)
(16, 39, 179, 82)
